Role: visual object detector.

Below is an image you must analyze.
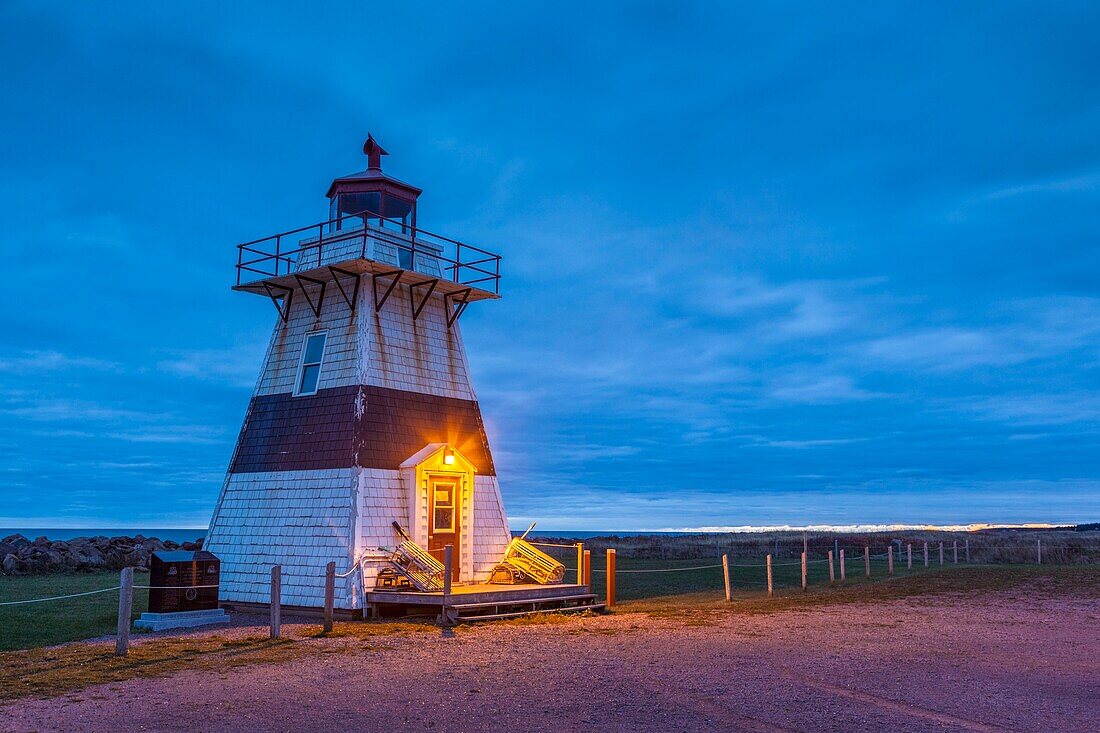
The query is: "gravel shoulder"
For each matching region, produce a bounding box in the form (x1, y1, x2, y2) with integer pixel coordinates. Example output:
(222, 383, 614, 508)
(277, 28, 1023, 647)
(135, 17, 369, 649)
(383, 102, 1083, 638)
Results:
(3, 586, 1098, 733)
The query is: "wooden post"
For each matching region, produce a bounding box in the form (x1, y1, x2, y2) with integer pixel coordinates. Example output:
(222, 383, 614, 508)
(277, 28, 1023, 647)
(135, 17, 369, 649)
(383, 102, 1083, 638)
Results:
(907, 543, 912, 569)
(953, 540, 958, 564)
(606, 549, 617, 608)
(888, 545, 894, 575)
(801, 551, 807, 591)
(323, 561, 336, 633)
(441, 545, 454, 626)
(1037, 539, 1042, 564)
(576, 543, 585, 585)
(965, 538, 970, 563)
(583, 549, 591, 588)
(839, 549, 846, 585)
(864, 546, 871, 578)
(923, 542, 929, 568)
(939, 542, 944, 566)
(803, 532, 808, 558)
(766, 554, 774, 596)
(828, 550, 835, 585)
(270, 565, 282, 639)
(115, 566, 133, 657)
(722, 554, 731, 602)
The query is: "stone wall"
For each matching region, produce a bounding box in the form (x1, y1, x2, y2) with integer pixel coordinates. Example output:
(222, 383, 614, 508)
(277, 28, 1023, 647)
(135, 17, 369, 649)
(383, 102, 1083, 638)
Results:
(0, 534, 203, 575)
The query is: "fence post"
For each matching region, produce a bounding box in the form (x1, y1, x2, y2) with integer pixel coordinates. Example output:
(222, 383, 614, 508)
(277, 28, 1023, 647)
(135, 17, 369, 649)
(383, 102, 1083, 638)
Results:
(839, 549, 846, 585)
(115, 566, 133, 657)
(801, 551, 808, 591)
(722, 554, 731, 602)
(923, 542, 929, 568)
(606, 549, 617, 608)
(907, 543, 912, 569)
(939, 542, 944, 566)
(828, 550, 835, 585)
(766, 554, 774, 596)
(583, 550, 591, 588)
(953, 540, 958, 564)
(323, 561, 336, 633)
(1037, 539, 1042, 565)
(888, 545, 894, 575)
(965, 539, 970, 563)
(270, 565, 282, 639)
(864, 546, 871, 578)
(576, 543, 585, 586)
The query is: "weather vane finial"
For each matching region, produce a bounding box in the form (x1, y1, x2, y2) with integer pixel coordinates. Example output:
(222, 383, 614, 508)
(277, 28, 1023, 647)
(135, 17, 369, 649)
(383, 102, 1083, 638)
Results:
(363, 134, 389, 171)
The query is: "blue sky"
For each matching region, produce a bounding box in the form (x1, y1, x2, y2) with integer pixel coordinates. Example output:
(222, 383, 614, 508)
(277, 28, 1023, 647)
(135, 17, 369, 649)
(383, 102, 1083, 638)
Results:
(1, 2, 1098, 530)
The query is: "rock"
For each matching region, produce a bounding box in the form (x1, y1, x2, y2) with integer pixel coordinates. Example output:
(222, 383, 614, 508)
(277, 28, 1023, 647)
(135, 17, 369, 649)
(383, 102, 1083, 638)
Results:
(1, 534, 31, 550)
(3, 553, 21, 574)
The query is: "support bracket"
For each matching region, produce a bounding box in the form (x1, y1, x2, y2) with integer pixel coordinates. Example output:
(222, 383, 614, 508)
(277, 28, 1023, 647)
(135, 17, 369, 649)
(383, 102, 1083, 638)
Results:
(293, 274, 327, 318)
(328, 266, 362, 311)
(409, 278, 439, 321)
(372, 270, 404, 312)
(444, 288, 473, 329)
(261, 282, 294, 323)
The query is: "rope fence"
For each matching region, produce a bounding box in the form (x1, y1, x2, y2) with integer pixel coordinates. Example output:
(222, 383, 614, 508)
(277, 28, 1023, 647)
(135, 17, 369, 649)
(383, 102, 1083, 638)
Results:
(0, 537, 1079, 649)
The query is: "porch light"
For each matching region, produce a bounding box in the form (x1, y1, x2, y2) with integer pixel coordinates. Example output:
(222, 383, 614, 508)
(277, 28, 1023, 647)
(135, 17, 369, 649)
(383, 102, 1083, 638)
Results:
(443, 448, 455, 465)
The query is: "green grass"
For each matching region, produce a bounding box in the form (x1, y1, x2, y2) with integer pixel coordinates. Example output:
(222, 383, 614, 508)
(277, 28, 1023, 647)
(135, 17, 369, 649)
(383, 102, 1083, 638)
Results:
(0, 572, 149, 651)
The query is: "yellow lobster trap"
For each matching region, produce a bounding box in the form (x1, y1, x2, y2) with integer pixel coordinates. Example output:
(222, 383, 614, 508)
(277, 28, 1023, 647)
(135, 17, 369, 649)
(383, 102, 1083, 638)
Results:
(489, 524, 566, 585)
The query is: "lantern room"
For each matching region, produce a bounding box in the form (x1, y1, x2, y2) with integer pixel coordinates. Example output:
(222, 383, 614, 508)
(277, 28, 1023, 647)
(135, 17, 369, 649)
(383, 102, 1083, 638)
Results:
(325, 134, 421, 233)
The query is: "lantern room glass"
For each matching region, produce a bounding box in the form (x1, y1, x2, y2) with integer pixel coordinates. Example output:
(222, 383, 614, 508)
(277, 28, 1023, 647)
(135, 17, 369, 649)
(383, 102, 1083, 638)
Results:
(329, 193, 415, 233)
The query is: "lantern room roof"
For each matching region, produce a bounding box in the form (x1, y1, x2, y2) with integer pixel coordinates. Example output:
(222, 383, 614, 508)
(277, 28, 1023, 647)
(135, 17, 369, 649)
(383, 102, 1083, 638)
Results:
(325, 134, 423, 199)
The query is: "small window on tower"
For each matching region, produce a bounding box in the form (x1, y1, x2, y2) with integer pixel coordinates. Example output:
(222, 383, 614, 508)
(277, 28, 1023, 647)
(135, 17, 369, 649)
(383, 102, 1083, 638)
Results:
(294, 331, 327, 396)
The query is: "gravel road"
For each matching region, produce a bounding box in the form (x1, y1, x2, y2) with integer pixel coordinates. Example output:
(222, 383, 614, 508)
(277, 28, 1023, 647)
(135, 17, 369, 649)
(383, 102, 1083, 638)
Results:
(3, 587, 1097, 733)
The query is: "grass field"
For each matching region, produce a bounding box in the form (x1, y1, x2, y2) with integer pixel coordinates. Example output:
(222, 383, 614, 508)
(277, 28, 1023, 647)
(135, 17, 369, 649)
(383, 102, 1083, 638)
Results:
(0, 572, 150, 651)
(3, 550, 1088, 652)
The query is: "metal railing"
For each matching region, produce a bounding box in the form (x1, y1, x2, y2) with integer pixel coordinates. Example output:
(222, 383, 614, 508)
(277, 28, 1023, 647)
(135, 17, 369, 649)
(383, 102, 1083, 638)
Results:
(235, 211, 502, 294)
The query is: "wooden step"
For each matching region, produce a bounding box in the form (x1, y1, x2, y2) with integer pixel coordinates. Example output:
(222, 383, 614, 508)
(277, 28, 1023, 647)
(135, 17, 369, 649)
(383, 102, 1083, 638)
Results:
(460, 603, 607, 623)
(449, 593, 599, 611)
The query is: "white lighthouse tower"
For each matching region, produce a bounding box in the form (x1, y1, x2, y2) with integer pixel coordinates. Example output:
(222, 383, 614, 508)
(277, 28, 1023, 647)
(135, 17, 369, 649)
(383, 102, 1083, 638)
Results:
(204, 136, 512, 612)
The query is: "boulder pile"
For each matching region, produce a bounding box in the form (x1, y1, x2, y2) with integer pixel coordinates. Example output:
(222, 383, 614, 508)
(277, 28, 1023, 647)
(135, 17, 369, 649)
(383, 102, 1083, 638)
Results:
(0, 534, 204, 575)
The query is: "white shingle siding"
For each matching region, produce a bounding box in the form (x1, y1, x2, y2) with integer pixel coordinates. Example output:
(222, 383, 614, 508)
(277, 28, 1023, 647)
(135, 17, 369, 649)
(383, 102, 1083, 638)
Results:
(205, 469, 361, 608)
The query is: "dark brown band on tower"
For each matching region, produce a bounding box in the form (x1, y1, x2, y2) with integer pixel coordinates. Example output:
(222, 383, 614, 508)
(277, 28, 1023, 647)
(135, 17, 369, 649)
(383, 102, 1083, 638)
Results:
(228, 385, 496, 475)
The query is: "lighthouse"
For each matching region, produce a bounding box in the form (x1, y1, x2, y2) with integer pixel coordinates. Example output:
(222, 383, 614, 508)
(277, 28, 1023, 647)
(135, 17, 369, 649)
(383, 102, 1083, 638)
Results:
(204, 137, 511, 612)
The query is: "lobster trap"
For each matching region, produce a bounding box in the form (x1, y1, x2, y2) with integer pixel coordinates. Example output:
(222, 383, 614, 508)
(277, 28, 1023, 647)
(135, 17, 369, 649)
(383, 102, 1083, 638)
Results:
(375, 522, 447, 592)
(489, 537, 566, 585)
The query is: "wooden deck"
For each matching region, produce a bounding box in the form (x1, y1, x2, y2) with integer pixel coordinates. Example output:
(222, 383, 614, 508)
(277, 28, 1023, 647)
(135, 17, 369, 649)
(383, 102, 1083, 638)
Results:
(366, 583, 605, 621)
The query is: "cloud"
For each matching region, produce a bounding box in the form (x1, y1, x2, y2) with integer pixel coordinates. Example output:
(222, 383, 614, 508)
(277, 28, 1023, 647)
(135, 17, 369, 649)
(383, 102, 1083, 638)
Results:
(767, 375, 884, 404)
(156, 346, 265, 389)
(0, 350, 121, 374)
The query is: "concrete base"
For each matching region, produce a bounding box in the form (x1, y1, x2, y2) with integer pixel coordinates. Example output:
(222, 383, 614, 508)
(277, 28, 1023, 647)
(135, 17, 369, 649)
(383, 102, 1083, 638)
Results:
(134, 608, 231, 631)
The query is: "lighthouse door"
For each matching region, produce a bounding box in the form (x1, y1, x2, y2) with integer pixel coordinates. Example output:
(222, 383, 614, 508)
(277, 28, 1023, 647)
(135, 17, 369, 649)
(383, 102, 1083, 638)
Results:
(427, 476, 460, 581)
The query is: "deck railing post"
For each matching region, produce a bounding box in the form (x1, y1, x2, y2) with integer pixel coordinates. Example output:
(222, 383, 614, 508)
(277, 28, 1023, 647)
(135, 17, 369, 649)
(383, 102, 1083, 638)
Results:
(323, 561, 336, 633)
(441, 545, 454, 626)
(606, 549, 617, 608)
(115, 566, 133, 657)
(270, 565, 282, 639)
(583, 550, 591, 590)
